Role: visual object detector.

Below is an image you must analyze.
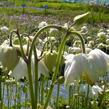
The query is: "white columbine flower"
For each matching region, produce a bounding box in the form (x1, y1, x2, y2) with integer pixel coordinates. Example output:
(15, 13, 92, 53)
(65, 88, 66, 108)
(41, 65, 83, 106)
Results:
(38, 21, 48, 29)
(0, 26, 9, 32)
(64, 49, 109, 85)
(10, 55, 49, 81)
(64, 53, 89, 85)
(10, 58, 28, 81)
(49, 28, 58, 34)
(91, 85, 103, 96)
(63, 23, 69, 29)
(81, 25, 88, 34)
(106, 39, 109, 44)
(97, 31, 106, 38)
(68, 47, 81, 54)
(87, 49, 107, 83)
(79, 84, 103, 98)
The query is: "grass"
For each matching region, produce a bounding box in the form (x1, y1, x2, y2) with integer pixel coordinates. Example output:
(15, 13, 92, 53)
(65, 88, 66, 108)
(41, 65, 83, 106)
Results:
(0, 0, 107, 24)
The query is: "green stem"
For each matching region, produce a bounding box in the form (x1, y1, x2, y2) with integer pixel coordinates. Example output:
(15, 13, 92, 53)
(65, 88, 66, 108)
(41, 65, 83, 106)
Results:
(85, 84, 89, 109)
(44, 32, 69, 109)
(27, 62, 36, 109)
(41, 76, 44, 105)
(69, 85, 72, 107)
(14, 30, 35, 108)
(71, 31, 85, 53)
(0, 69, 2, 109)
(56, 83, 60, 109)
(7, 84, 10, 109)
(9, 30, 27, 61)
(28, 25, 66, 109)
(15, 30, 28, 62)
(34, 46, 38, 109)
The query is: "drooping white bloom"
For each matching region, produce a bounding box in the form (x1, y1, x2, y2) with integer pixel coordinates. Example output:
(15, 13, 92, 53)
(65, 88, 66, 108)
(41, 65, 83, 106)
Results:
(81, 25, 88, 34)
(107, 29, 109, 33)
(49, 28, 58, 34)
(91, 85, 103, 96)
(43, 37, 56, 43)
(38, 21, 48, 29)
(87, 41, 94, 48)
(73, 40, 81, 47)
(79, 83, 92, 96)
(10, 56, 49, 81)
(0, 26, 9, 32)
(64, 53, 89, 85)
(68, 47, 81, 54)
(85, 47, 92, 54)
(10, 58, 28, 81)
(1, 39, 10, 46)
(106, 39, 109, 44)
(64, 49, 109, 85)
(97, 31, 106, 38)
(63, 23, 69, 29)
(87, 49, 109, 83)
(0, 44, 19, 71)
(89, 0, 97, 5)
(79, 84, 103, 98)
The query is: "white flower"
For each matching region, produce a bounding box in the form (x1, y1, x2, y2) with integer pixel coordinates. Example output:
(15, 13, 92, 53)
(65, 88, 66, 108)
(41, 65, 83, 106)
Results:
(81, 25, 88, 34)
(73, 40, 81, 47)
(86, 49, 109, 84)
(10, 58, 28, 81)
(38, 21, 48, 29)
(63, 23, 69, 29)
(64, 53, 89, 85)
(49, 28, 58, 34)
(10, 56, 49, 81)
(87, 41, 94, 48)
(79, 84, 103, 98)
(92, 85, 103, 96)
(79, 83, 92, 96)
(0, 44, 19, 71)
(85, 47, 92, 54)
(1, 39, 10, 46)
(68, 47, 81, 54)
(43, 37, 56, 43)
(97, 32, 106, 38)
(107, 29, 109, 33)
(64, 49, 109, 85)
(89, 0, 97, 5)
(0, 26, 9, 32)
(106, 39, 109, 44)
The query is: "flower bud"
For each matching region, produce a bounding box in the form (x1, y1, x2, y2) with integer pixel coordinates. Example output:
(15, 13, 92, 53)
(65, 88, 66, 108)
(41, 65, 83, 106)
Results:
(0, 45, 19, 71)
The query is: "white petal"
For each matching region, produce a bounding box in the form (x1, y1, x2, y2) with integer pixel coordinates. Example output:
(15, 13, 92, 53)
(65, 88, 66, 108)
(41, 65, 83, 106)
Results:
(38, 21, 48, 29)
(92, 85, 103, 96)
(10, 58, 27, 81)
(64, 54, 88, 85)
(87, 49, 107, 82)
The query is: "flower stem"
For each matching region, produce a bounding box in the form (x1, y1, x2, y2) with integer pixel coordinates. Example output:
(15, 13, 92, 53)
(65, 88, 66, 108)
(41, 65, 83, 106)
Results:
(34, 46, 38, 109)
(0, 69, 2, 109)
(70, 31, 85, 53)
(27, 62, 36, 109)
(56, 83, 60, 109)
(28, 25, 66, 109)
(44, 31, 69, 109)
(41, 77, 44, 105)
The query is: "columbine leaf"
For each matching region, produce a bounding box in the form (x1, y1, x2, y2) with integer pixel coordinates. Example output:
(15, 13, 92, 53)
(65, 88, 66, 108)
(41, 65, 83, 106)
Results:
(73, 12, 90, 22)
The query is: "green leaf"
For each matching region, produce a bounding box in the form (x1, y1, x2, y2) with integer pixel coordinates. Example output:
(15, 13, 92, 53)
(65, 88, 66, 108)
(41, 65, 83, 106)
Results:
(73, 12, 90, 22)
